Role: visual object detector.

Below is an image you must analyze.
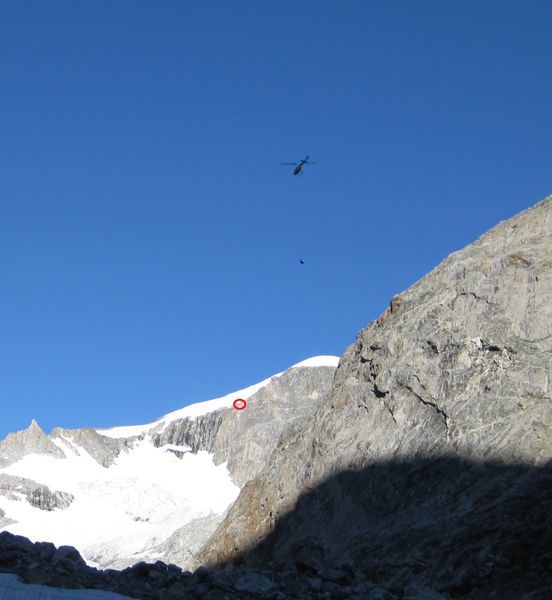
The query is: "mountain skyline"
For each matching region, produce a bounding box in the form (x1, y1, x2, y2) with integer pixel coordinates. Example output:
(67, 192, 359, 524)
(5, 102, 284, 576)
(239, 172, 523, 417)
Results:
(2, 2, 551, 440)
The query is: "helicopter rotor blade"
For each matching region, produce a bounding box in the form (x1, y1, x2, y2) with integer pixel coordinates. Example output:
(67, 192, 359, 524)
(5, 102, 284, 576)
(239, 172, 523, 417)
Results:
(281, 162, 298, 165)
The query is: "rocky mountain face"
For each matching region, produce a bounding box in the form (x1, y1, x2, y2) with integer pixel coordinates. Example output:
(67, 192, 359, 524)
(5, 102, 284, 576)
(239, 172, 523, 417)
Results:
(0, 420, 65, 468)
(197, 195, 552, 597)
(152, 364, 336, 487)
(0, 474, 74, 511)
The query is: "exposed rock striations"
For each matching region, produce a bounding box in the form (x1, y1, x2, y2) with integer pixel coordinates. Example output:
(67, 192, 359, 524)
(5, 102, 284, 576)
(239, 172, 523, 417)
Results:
(0, 474, 74, 511)
(213, 365, 337, 485)
(51, 428, 133, 468)
(152, 364, 337, 486)
(144, 363, 337, 565)
(152, 410, 224, 455)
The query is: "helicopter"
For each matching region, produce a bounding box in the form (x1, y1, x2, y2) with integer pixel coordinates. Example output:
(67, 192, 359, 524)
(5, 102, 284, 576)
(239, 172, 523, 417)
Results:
(281, 155, 316, 176)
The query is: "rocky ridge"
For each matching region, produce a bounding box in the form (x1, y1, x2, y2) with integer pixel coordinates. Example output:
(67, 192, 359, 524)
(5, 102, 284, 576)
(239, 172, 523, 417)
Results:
(0, 474, 74, 511)
(153, 364, 336, 486)
(0, 420, 133, 471)
(0, 420, 65, 468)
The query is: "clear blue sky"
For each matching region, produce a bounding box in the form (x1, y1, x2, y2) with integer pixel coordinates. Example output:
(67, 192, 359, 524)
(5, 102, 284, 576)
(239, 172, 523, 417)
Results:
(1, 1, 551, 439)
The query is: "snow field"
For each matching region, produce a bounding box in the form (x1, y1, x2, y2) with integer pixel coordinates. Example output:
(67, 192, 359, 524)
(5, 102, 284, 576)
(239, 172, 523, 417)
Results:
(0, 438, 239, 566)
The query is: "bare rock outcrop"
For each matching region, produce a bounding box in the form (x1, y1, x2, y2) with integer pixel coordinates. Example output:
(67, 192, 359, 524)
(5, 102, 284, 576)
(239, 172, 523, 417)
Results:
(0, 508, 14, 528)
(153, 364, 337, 486)
(212, 365, 337, 485)
(152, 411, 224, 455)
(148, 364, 337, 566)
(0, 421, 65, 468)
(0, 474, 74, 511)
(51, 427, 132, 468)
(0, 421, 131, 471)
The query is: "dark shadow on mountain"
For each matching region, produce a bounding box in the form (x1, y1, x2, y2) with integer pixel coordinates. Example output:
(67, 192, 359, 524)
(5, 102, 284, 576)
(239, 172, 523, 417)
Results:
(1, 456, 551, 599)
(219, 455, 552, 598)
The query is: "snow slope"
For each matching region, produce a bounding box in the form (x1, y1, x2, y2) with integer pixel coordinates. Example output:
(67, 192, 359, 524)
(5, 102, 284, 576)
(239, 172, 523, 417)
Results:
(0, 437, 239, 567)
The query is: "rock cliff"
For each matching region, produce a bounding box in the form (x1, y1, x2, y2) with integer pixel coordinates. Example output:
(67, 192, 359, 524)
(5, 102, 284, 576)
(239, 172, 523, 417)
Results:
(0, 474, 74, 511)
(0, 421, 65, 468)
(146, 362, 337, 564)
(150, 363, 336, 488)
(198, 195, 552, 597)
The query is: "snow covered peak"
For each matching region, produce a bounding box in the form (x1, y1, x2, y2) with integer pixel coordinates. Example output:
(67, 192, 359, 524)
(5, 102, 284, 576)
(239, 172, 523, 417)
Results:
(288, 355, 340, 369)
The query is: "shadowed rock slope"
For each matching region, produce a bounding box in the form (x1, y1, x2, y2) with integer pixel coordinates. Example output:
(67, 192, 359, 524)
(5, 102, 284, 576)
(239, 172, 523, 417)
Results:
(198, 195, 552, 597)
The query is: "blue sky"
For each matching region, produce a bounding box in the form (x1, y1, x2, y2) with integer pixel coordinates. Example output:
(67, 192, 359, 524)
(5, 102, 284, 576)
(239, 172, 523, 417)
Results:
(1, 1, 551, 438)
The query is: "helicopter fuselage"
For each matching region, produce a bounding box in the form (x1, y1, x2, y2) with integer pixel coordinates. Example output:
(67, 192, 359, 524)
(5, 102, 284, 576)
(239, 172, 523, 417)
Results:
(293, 157, 309, 175)
(282, 155, 310, 175)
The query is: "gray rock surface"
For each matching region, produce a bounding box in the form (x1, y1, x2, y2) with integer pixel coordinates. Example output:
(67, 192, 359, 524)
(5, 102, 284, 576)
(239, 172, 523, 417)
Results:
(147, 364, 336, 566)
(198, 195, 552, 597)
(153, 365, 336, 486)
(51, 428, 133, 468)
(0, 507, 15, 528)
(212, 365, 337, 485)
(156, 513, 223, 570)
(152, 410, 224, 455)
(0, 421, 132, 471)
(0, 421, 65, 468)
(0, 474, 74, 511)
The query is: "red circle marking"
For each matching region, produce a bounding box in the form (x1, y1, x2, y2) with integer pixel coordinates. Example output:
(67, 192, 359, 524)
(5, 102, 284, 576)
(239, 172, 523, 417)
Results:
(233, 398, 247, 410)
